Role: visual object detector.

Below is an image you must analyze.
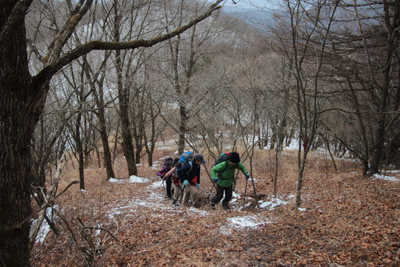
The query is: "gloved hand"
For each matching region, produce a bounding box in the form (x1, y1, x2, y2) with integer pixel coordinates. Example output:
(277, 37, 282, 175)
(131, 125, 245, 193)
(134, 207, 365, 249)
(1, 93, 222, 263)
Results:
(212, 178, 218, 184)
(183, 180, 189, 186)
(245, 174, 250, 180)
(196, 183, 200, 189)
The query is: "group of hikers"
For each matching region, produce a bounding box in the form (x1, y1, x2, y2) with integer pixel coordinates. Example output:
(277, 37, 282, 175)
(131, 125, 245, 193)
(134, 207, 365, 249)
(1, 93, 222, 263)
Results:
(156, 151, 250, 210)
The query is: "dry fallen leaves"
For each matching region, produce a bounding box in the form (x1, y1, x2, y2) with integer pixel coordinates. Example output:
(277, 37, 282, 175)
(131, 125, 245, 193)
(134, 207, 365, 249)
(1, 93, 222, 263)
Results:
(30, 148, 400, 266)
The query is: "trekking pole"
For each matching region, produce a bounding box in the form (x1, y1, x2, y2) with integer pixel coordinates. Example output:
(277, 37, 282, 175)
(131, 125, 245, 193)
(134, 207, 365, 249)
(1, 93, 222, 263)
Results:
(206, 182, 215, 201)
(243, 178, 248, 209)
(158, 179, 165, 189)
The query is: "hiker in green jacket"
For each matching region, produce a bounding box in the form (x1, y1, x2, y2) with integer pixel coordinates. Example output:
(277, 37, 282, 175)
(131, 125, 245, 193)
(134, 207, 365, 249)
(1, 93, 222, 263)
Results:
(210, 152, 249, 210)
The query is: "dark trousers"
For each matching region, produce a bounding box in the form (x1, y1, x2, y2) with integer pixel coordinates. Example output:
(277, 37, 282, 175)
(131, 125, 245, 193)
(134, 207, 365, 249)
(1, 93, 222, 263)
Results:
(211, 184, 232, 205)
(166, 176, 172, 198)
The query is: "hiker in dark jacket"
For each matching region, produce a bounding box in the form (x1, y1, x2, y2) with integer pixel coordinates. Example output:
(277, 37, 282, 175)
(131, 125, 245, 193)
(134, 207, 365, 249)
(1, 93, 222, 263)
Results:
(210, 152, 249, 210)
(177, 153, 206, 208)
(157, 158, 174, 199)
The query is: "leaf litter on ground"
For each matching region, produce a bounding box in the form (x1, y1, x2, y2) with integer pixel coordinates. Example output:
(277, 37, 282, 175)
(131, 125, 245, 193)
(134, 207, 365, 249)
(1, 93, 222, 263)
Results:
(30, 146, 400, 266)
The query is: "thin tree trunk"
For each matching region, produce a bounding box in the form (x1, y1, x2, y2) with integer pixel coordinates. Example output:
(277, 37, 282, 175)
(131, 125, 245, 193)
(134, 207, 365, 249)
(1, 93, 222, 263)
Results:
(99, 109, 115, 179)
(76, 112, 85, 190)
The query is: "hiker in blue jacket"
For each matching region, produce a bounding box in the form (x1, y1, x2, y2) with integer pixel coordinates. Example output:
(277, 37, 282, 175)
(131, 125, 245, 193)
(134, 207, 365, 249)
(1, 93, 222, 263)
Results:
(177, 153, 206, 208)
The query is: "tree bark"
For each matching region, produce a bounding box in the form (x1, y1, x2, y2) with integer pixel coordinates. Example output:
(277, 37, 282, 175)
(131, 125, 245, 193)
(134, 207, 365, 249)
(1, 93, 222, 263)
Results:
(1, 1, 36, 265)
(368, 0, 398, 175)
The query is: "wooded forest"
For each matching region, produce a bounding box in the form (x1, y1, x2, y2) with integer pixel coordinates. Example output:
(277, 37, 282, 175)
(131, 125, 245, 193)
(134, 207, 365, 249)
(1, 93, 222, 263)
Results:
(1, 0, 399, 266)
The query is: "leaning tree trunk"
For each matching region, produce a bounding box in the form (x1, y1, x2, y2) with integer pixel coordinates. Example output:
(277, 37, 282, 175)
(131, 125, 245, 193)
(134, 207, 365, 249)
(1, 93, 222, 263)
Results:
(1, 1, 38, 265)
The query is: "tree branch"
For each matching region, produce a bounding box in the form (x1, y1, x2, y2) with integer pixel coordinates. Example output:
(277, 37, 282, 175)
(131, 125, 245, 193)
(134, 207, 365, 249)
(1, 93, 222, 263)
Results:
(31, 0, 223, 88)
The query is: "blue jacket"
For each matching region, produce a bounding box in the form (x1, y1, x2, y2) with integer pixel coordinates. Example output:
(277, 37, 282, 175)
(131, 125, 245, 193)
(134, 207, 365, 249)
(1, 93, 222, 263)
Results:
(177, 160, 201, 184)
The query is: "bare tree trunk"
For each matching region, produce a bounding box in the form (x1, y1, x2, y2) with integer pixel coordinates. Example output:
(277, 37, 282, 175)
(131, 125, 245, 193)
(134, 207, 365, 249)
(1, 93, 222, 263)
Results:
(368, 0, 397, 174)
(75, 112, 85, 190)
(83, 53, 115, 180)
(1, 1, 36, 265)
(98, 107, 115, 179)
(114, 0, 137, 176)
(178, 105, 188, 154)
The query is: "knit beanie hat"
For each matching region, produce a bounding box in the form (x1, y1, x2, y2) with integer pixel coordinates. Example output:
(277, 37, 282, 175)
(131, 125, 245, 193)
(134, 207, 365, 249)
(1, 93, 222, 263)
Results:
(228, 152, 240, 163)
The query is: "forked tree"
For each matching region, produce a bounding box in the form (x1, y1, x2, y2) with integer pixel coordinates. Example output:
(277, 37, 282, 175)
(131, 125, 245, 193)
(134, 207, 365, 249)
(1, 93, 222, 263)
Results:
(0, 0, 224, 265)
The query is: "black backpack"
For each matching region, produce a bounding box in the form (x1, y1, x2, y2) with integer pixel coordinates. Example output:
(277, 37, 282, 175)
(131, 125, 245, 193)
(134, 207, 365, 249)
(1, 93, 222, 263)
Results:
(213, 152, 236, 180)
(172, 157, 180, 167)
(163, 157, 174, 169)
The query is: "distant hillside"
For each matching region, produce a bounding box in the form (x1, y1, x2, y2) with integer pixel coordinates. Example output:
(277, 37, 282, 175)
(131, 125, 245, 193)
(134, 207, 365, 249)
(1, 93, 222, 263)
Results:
(222, 6, 273, 24)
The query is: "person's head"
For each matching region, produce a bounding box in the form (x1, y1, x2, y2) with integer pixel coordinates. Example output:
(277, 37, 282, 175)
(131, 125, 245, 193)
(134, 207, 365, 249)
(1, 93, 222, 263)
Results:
(228, 152, 240, 165)
(194, 153, 206, 165)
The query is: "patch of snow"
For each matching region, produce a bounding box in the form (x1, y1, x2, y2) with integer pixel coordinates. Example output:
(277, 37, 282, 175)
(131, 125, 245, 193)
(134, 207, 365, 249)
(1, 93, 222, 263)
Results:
(109, 178, 123, 183)
(259, 198, 289, 210)
(35, 221, 50, 244)
(373, 174, 399, 181)
(128, 175, 150, 183)
(157, 146, 172, 150)
(150, 181, 164, 188)
(385, 170, 400, 173)
(227, 215, 271, 228)
(32, 206, 59, 244)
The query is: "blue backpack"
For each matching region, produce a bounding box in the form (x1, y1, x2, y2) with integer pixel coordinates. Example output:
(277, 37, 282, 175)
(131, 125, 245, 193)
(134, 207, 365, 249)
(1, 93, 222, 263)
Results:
(175, 151, 194, 179)
(179, 151, 193, 163)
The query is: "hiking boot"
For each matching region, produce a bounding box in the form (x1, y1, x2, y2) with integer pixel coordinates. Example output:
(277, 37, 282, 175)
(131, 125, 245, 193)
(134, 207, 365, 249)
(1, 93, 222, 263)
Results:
(194, 203, 200, 208)
(210, 203, 215, 210)
(172, 199, 177, 205)
(222, 203, 230, 210)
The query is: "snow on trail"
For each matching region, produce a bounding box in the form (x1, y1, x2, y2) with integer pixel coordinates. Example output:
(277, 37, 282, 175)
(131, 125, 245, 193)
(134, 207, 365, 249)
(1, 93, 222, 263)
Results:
(111, 174, 278, 232)
(32, 173, 290, 244)
(97, 175, 275, 232)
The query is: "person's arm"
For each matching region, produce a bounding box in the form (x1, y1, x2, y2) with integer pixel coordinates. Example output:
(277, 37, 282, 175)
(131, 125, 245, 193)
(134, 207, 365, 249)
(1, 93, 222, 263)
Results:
(157, 166, 167, 176)
(197, 165, 201, 185)
(211, 162, 225, 178)
(235, 162, 248, 175)
(177, 163, 190, 183)
(165, 167, 175, 177)
(236, 163, 249, 175)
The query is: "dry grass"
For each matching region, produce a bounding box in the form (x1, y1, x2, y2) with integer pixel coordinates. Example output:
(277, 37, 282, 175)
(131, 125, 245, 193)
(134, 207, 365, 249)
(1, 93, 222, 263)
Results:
(30, 140, 400, 266)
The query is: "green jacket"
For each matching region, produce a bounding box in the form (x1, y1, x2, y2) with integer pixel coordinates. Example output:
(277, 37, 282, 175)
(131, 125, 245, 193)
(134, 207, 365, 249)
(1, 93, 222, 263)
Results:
(211, 161, 248, 188)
